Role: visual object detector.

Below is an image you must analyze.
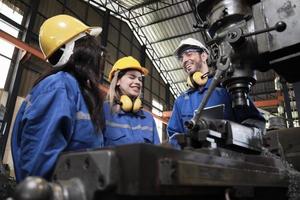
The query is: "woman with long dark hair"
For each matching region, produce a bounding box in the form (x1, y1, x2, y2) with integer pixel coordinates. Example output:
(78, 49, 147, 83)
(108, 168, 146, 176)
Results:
(11, 14, 105, 182)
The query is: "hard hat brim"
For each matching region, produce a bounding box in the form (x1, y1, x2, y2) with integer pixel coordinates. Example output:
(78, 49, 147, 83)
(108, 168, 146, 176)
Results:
(108, 66, 149, 82)
(174, 38, 210, 58)
(44, 26, 103, 60)
(88, 27, 102, 37)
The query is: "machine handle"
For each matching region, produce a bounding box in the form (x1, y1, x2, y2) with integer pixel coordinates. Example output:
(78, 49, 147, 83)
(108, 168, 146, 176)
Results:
(242, 21, 287, 38)
(227, 21, 287, 44)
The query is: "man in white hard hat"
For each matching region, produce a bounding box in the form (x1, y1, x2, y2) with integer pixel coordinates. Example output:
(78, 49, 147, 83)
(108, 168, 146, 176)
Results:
(175, 38, 211, 86)
(167, 38, 265, 148)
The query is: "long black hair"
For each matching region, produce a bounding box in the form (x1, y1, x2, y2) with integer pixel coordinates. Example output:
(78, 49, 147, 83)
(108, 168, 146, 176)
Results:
(35, 34, 105, 131)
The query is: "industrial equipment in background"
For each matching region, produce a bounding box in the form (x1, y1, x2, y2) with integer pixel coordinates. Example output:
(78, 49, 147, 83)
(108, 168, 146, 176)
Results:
(0, 161, 16, 200)
(8, 0, 300, 199)
(193, 0, 300, 108)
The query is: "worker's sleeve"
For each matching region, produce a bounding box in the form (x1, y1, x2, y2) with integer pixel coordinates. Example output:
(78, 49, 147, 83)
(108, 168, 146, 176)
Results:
(19, 87, 75, 180)
(167, 100, 184, 148)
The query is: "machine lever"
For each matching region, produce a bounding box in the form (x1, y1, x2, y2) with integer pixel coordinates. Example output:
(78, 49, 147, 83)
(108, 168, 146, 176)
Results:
(242, 21, 287, 38)
(227, 21, 287, 44)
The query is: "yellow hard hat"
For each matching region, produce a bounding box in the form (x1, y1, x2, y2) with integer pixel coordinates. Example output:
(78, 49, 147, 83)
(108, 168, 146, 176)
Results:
(108, 56, 149, 82)
(39, 14, 102, 59)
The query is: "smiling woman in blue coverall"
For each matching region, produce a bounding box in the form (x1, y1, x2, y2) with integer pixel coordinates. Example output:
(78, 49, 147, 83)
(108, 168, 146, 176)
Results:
(168, 38, 266, 148)
(103, 56, 160, 146)
(11, 15, 105, 182)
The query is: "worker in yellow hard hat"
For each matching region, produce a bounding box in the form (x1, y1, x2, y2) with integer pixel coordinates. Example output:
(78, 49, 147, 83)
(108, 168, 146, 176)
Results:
(11, 14, 105, 182)
(102, 56, 160, 146)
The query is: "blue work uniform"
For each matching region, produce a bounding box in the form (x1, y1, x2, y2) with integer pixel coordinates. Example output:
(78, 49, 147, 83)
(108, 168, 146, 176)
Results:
(11, 72, 104, 182)
(167, 78, 265, 147)
(102, 101, 160, 146)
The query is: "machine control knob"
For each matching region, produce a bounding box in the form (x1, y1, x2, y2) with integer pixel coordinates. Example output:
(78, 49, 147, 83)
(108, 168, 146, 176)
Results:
(14, 177, 52, 200)
(275, 21, 287, 32)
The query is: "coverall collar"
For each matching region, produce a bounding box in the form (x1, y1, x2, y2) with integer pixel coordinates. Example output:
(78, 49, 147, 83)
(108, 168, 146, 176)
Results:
(117, 108, 146, 118)
(185, 77, 213, 94)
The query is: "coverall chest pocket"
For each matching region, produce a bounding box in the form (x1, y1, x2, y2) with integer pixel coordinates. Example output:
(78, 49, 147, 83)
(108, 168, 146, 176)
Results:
(141, 132, 153, 144)
(105, 129, 126, 141)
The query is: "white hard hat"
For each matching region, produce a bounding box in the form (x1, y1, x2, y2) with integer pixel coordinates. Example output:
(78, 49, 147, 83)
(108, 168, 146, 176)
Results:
(174, 38, 209, 58)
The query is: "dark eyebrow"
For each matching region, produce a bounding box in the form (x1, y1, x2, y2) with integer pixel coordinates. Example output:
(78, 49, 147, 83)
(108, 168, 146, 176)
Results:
(127, 72, 142, 77)
(126, 73, 143, 81)
(127, 73, 136, 77)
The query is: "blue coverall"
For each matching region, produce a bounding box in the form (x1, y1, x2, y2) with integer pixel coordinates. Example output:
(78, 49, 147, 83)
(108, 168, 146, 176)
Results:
(11, 72, 104, 182)
(102, 101, 160, 146)
(167, 78, 265, 147)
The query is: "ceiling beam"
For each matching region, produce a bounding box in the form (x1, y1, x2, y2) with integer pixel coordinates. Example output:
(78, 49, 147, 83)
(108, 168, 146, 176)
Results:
(0, 30, 44, 59)
(151, 30, 201, 44)
(162, 67, 182, 72)
(250, 90, 277, 96)
(140, 11, 192, 28)
(130, 0, 188, 19)
(128, 0, 161, 11)
(254, 99, 281, 108)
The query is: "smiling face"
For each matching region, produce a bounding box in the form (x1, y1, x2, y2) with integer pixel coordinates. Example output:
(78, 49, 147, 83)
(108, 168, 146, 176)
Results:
(117, 70, 143, 98)
(180, 50, 209, 75)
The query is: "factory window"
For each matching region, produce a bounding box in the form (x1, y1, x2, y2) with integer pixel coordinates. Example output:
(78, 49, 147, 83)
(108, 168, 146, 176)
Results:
(152, 99, 163, 142)
(0, 1, 23, 88)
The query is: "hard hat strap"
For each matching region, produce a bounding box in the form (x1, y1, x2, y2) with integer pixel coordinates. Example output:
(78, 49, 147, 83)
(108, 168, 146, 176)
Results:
(52, 32, 86, 67)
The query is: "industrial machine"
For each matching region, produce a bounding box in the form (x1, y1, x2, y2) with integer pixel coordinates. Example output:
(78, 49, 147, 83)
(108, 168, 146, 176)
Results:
(194, 0, 300, 108)
(9, 0, 300, 199)
(11, 143, 300, 200)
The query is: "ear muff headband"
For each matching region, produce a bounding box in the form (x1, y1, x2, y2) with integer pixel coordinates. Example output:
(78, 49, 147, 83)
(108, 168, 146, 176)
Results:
(187, 71, 208, 88)
(119, 95, 142, 113)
